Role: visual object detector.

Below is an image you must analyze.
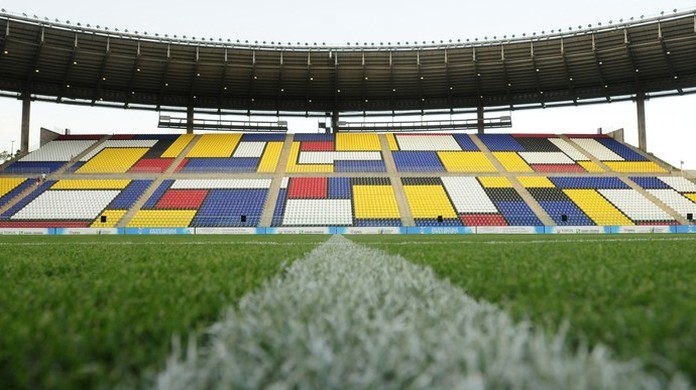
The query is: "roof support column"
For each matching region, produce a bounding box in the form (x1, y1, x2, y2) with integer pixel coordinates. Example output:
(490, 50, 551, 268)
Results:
(186, 105, 194, 134)
(331, 111, 339, 133)
(636, 92, 647, 151)
(20, 94, 31, 156)
(477, 103, 484, 134)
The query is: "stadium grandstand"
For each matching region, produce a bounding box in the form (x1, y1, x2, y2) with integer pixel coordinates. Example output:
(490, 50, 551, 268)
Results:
(0, 8, 695, 233)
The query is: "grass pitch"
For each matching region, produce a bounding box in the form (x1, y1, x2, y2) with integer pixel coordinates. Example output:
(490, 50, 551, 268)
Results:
(351, 234, 696, 382)
(0, 235, 324, 389)
(1, 234, 695, 388)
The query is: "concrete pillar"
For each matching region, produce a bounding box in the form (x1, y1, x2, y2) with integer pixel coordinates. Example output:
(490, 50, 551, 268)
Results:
(477, 103, 485, 134)
(331, 111, 340, 133)
(186, 105, 194, 134)
(636, 93, 647, 152)
(20, 95, 31, 156)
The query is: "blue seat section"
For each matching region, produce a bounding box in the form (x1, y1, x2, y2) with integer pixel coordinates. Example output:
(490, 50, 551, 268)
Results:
(452, 134, 479, 151)
(328, 177, 351, 199)
(477, 134, 525, 151)
(550, 177, 629, 189)
(108, 180, 152, 209)
(393, 151, 444, 172)
(0, 180, 34, 209)
(3, 162, 65, 174)
(293, 134, 334, 142)
(142, 180, 173, 209)
(191, 189, 268, 227)
(271, 189, 288, 227)
(354, 219, 402, 227)
(414, 218, 463, 227)
(335, 160, 386, 172)
(181, 158, 261, 173)
(63, 162, 85, 173)
(495, 201, 542, 226)
(1, 181, 55, 219)
(597, 138, 647, 161)
(133, 134, 180, 140)
(241, 133, 287, 142)
(538, 201, 594, 225)
(630, 176, 671, 189)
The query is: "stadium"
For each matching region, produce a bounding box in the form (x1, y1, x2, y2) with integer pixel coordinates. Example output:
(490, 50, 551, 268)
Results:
(1, 2, 696, 389)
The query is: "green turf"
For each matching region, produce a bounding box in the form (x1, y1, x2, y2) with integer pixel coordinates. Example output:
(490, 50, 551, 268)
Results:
(350, 234, 696, 381)
(0, 235, 326, 390)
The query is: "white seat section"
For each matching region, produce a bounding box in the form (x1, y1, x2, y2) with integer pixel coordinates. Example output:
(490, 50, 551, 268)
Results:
(658, 177, 696, 192)
(282, 199, 352, 226)
(598, 189, 673, 221)
(19, 140, 98, 162)
(80, 140, 159, 161)
(548, 138, 589, 161)
(646, 189, 696, 217)
(12, 190, 120, 220)
(298, 151, 382, 164)
(519, 152, 575, 165)
(396, 135, 461, 151)
(170, 179, 272, 189)
(232, 142, 266, 158)
(571, 139, 623, 161)
(280, 177, 290, 189)
(441, 177, 498, 213)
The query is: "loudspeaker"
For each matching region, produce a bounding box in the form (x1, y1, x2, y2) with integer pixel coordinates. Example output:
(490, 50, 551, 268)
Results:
(240, 215, 247, 223)
(437, 215, 443, 223)
(100, 215, 107, 223)
(688, 213, 693, 221)
(561, 214, 568, 222)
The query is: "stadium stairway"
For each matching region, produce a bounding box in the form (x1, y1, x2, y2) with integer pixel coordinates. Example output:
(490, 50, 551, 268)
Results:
(379, 134, 415, 226)
(259, 134, 296, 227)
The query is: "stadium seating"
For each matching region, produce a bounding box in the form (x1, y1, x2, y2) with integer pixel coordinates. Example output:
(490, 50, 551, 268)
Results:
(1, 132, 694, 228)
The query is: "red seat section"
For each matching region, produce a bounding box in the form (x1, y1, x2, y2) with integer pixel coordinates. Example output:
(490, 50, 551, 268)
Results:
(155, 190, 208, 209)
(174, 159, 189, 173)
(460, 214, 508, 226)
(130, 159, 174, 173)
(300, 141, 334, 151)
(288, 177, 328, 199)
(530, 164, 587, 173)
(109, 134, 136, 140)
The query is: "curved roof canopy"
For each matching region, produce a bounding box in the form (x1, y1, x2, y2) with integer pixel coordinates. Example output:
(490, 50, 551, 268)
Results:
(1, 10, 696, 116)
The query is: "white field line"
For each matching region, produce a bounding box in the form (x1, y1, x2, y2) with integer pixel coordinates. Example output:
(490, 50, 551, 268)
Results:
(154, 235, 689, 390)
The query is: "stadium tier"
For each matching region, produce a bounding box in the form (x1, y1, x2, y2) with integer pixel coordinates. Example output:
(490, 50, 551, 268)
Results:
(1, 133, 694, 228)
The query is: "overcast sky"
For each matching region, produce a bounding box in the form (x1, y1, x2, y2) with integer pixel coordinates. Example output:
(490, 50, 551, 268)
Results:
(1, 0, 695, 168)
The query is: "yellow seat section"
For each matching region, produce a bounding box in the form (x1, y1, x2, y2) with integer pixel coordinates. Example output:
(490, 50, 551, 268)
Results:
(161, 134, 195, 158)
(90, 210, 127, 228)
(336, 133, 381, 151)
(286, 142, 333, 173)
(403, 185, 457, 219)
(492, 152, 534, 173)
(186, 134, 241, 158)
(604, 161, 668, 173)
(685, 193, 696, 203)
(438, 151, 497, 172)
(77, 148, 148, 174)
(564, 189, 633, 225)
(127, 210, 197, 227)
(478, 176, 513, 188)
(353, 185, 400, 219)
(258, 142, 283, 173)
(386, 133, 399, 151)
(0, 178, 26, 198)
(517, 176, 555, 188)
(578, 161, 605, 173)
(53, 179, 131, 190)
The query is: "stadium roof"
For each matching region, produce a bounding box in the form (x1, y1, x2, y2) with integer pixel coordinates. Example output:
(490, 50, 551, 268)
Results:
(1, 10, 696, 117)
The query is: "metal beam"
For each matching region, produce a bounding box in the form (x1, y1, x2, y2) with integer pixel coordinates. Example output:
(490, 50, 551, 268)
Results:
(658, 24, 682, 94)
(0, 19, 9, 63)
(188, 46, 201, 106)
(156, 43, 171, 109)
(124, 40, 142, 107)
(623, 28, 641, 96)
(591, 33, 610, 101)
(560, 38, 578, 104)
(92, 37, 111, 104)
(20, 94, 30, 156)
(58, 33, 79, 101)
(25, 26, 45, 90)
(636, 92, 647, 151)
